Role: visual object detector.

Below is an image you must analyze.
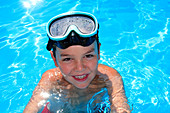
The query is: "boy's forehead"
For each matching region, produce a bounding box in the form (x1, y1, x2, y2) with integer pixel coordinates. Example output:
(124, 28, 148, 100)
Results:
(56, 41, 98, 55)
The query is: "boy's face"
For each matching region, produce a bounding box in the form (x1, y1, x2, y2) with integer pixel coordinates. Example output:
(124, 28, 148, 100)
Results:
(52, 41, 100, 89)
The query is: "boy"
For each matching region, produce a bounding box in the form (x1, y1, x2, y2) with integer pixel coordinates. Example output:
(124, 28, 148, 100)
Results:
(24, 11, 130, 113)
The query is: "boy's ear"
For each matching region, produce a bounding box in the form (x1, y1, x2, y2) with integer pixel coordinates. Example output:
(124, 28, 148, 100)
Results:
(50, 51, 58, 67)
(98, 43, 101, 60)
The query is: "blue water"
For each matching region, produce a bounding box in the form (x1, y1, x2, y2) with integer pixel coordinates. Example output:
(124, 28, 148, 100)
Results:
(0, 0, 170, 112)
(87, 88, 111, 113)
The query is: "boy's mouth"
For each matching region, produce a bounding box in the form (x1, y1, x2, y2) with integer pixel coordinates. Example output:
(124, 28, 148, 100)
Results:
(72, 74, 89, 82)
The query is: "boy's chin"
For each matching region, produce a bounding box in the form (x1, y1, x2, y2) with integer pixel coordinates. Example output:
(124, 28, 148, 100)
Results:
(74, 83, 89, 89)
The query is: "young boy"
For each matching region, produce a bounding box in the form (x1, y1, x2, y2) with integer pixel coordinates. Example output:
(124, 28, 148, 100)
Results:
(24, 11, 130, 113)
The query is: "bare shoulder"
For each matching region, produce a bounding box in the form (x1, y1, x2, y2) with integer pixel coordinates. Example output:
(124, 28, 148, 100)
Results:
(98, 64, 125, 93)
(97, 66, 130, 112)
(23, 68, 62, 113)
(98, 64, 120, 77)
(38, 68, 62, 88)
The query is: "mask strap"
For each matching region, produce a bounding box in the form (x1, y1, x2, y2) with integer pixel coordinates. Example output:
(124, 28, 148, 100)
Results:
(46, 35, 54, 51)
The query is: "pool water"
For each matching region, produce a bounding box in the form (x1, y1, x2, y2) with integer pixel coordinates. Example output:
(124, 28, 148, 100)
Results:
(0, 0, 170, 112)
(87, 88, 111, 113)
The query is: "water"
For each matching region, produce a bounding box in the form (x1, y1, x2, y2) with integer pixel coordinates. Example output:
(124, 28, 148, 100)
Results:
(0, 0, 170, 112)
(87, 88, 111, 113)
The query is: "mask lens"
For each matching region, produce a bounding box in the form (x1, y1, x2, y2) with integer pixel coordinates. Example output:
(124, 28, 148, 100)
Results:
(49, 15, 96, 37)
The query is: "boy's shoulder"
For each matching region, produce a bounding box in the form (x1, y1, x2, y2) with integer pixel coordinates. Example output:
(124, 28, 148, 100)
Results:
(98, 64, 120, 76)
(39, 67, 62, 83)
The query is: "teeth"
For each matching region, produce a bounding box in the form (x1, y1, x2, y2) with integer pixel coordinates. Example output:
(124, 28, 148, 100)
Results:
(74, 75, 86, 79)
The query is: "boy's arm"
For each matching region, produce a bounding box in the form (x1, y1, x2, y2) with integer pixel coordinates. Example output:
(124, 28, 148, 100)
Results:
(109, 73, 130, 113)
(98, 64, 131, 113)
(23, 69, 60, 113)
(23, 84, 49, 113)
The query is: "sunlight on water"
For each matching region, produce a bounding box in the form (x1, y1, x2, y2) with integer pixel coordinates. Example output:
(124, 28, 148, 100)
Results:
(22, 0, 43, 9)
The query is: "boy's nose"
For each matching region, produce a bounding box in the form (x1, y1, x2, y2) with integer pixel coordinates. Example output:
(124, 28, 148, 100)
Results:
(75, 60, 85, 72)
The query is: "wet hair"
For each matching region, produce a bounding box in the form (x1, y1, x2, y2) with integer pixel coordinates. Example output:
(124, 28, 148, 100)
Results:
(51, 35, 100, 58)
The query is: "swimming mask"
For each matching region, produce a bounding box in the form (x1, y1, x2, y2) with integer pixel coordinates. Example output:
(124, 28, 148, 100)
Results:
(46, 11, 99, 50)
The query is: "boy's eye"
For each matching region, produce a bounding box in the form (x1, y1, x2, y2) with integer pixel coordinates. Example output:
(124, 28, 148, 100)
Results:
(62, 58, 72, 62)
(85, 54, 94, 58)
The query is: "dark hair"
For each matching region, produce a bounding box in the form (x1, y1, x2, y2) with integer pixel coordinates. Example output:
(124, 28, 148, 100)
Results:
(51, 35, 100, 58)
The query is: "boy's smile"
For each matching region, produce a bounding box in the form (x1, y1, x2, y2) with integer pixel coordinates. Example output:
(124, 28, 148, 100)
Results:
(52, 41, 100, 89)
(72, 74, 89, 82)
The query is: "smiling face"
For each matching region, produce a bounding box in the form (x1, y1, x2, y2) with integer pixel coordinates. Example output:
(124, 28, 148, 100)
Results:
(51, 41, 100, 89)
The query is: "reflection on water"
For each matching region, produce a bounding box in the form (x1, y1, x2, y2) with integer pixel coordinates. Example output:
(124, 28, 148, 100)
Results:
(87, 88, 111, 113)
(46, 88, 110, 113)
